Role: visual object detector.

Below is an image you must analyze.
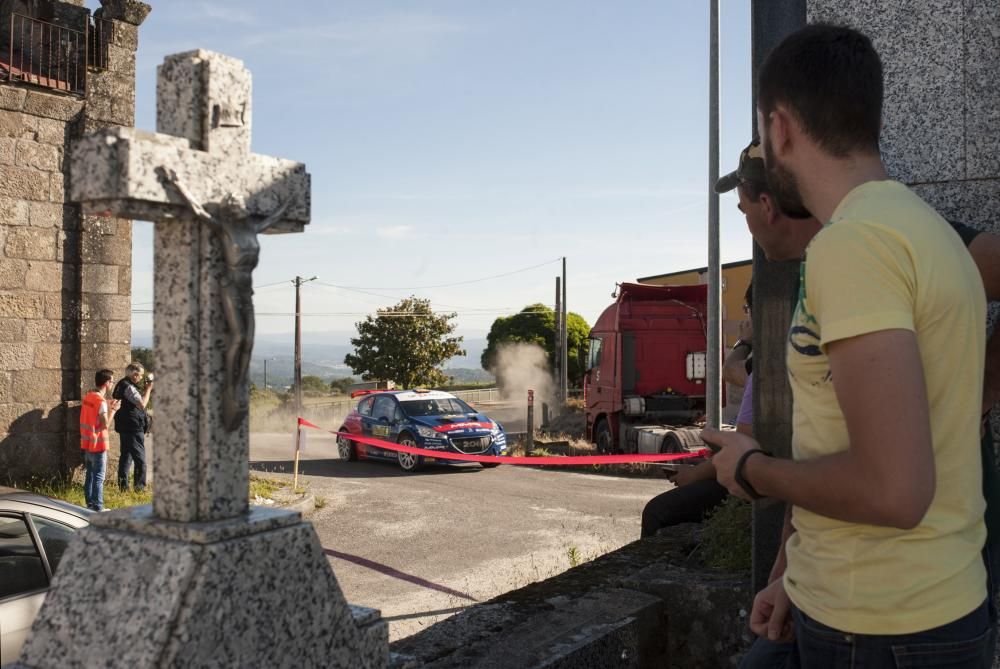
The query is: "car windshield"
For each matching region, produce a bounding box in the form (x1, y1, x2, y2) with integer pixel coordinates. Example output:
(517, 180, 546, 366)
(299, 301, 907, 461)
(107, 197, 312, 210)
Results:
(400, 398, 475, 417)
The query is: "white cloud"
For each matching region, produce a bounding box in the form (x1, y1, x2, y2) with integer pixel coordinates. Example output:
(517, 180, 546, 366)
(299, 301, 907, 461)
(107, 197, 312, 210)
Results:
(375, 225, 414, 240)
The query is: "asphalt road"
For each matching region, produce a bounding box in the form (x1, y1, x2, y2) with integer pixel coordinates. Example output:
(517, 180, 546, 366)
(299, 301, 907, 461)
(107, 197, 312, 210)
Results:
(249, 431, 672, 640)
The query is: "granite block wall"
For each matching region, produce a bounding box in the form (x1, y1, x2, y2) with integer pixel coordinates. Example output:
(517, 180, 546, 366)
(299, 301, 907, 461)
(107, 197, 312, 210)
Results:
(0, 0, 147, 481)
(807, 0, 1000, 433)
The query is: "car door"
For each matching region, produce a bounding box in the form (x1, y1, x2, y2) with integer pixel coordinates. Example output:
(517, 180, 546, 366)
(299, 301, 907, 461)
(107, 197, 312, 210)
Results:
(0, 514, 49, 665)
(355, 396, 375, 458)
(369, 395, 397, 457)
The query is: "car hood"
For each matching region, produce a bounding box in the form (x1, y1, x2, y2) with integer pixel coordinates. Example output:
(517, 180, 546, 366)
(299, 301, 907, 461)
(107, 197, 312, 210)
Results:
(410, 415, 499, 434)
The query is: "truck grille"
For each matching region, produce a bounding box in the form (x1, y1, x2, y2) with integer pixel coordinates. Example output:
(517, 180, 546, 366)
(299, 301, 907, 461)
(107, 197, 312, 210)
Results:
(452, 436, 491, 454)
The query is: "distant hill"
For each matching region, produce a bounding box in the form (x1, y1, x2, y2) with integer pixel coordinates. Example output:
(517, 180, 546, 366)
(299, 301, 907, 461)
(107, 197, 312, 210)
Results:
(131, 330, 489, 386)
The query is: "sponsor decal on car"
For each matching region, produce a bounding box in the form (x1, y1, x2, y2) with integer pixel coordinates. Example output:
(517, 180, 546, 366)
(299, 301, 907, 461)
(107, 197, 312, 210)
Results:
(432, 421, 494, 433)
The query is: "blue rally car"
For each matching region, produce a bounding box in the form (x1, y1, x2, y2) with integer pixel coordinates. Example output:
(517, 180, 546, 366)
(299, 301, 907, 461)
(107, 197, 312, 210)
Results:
(336, 389, 508, 472)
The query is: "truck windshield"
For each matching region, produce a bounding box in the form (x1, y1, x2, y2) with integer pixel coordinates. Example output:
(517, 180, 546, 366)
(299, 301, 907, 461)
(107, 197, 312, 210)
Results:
(400, 398, 475, 417)
(587, 338, 603, 370)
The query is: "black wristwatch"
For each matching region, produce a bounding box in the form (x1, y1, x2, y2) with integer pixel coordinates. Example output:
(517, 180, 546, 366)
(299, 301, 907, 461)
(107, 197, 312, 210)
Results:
(735, 448, 770, 500)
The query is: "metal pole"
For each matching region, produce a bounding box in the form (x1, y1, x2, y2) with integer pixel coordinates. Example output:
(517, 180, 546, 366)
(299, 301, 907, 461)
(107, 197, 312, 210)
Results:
(560, 257, 568, 404)
(554, 276, 561, 397)
(292, 276, 316, 488)
(706, 0, 722, 429)
(526, 389, 535, 452)
(263, 359, 267, 390)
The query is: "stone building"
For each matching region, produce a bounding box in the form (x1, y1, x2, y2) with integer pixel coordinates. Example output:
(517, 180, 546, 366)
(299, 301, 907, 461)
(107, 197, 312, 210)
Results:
(0, 0, 148, 480)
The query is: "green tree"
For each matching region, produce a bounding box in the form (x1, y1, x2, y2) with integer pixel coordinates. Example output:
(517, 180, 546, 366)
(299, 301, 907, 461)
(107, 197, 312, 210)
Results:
(329, 377, 356, 395)
(344, 297, 464, 389)
(130, 347, 155, 371)
(481, 305, 590, 386)
(301, 375, 329, 394)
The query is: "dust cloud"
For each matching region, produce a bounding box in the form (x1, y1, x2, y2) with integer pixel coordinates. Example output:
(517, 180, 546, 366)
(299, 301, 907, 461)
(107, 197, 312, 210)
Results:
(493, 342, 555, 407)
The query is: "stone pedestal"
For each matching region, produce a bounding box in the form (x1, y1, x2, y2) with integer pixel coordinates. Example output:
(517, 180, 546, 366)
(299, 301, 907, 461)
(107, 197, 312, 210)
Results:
(13, 507, 387, 669)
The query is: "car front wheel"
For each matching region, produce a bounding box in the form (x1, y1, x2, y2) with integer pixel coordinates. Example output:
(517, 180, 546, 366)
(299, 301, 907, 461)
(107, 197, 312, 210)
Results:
(595, 419, 615, 454)
(397, 433, 423, 472)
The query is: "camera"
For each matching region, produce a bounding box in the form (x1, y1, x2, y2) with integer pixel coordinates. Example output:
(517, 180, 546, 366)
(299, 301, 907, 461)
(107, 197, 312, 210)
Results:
(146, 373, 155, 382)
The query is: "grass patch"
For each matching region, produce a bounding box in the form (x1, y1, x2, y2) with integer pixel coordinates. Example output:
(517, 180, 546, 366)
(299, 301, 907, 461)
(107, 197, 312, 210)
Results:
(15, 475, 288, 510)
(249, 474, 283, 500)
(314, 495, 328, 509)
(701, 496, 752, 571)
(15, 479, 152, 510)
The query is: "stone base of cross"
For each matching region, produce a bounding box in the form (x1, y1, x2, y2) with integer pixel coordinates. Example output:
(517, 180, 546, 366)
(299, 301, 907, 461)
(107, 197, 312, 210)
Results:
(15, 50, 389, 669)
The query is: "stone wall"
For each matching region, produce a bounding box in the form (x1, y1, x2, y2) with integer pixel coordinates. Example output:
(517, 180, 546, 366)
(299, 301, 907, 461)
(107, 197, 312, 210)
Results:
(0, 0, 147, 481)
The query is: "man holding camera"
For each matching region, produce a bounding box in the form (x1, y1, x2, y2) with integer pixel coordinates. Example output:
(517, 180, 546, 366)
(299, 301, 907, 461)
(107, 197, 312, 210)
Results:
(112, 362, 154, 492)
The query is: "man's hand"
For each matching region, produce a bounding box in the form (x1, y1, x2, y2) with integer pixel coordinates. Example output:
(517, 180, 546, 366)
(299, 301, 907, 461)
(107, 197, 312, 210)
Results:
(738, 318, 753, 342)
(749, 578, 794, 642)
(674, 460, 715, 487)
(702, 428, 760, 500)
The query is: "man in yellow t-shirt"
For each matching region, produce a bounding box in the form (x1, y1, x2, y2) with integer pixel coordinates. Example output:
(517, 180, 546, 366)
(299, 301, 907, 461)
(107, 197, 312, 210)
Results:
(705, 24, 990, 667)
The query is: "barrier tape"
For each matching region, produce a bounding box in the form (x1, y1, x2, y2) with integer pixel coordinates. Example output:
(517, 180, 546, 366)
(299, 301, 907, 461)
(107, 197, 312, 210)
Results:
(297, 417, 709, 466)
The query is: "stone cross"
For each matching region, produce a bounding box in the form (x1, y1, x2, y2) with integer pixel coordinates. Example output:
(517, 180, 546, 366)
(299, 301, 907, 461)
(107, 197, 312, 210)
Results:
(70, 50, 311, 523)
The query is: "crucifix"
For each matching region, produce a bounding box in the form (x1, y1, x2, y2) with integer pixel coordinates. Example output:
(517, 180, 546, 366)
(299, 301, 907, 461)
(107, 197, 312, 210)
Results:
(70, 49, 311, 523)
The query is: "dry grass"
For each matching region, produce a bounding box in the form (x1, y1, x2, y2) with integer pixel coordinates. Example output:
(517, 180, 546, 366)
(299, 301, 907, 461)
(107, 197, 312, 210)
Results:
(16, 474, 288, 511)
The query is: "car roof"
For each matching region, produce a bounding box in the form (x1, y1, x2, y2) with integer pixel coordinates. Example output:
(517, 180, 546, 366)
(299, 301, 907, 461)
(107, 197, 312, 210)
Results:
(0, 492, 92, 523)
(356, 389, 458, 402)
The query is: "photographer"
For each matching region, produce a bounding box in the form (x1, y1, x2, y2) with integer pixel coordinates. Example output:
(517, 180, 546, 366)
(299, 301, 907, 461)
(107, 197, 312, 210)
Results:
(113, 362, 154, 492)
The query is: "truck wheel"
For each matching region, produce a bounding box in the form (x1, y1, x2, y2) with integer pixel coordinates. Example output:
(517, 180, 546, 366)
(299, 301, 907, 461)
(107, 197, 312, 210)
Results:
(662, 428, 705, 453)
(595, 420, 615, 454)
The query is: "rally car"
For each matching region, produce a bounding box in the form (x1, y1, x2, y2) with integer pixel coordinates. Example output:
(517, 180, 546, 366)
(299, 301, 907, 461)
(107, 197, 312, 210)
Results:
(336, 389, 508, 472)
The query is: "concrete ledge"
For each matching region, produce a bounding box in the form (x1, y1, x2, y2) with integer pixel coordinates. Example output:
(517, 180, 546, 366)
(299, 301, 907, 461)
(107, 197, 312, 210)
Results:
(392, 524, 752, 668)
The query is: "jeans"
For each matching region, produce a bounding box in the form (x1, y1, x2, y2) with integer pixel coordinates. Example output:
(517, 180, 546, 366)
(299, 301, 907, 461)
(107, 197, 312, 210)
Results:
(739, 637, 798, 669)
(640, 479, 729, 538)
(792, 600, 991, 668)
(83, 450, 107, 511)
(117, 431, 146, 491)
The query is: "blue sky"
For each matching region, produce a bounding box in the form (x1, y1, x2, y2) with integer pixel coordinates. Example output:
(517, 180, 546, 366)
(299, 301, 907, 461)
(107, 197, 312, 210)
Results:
(127, 1, 754, 339)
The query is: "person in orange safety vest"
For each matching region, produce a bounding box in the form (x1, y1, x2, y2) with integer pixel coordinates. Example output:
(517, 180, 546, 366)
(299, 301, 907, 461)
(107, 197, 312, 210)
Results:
(80, 369, 120, 511)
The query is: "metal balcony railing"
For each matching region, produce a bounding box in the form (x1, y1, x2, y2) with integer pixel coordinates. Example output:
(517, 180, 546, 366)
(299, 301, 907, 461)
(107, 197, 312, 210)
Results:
(1, 12, 114, 97)
(2, 13, 86, 95)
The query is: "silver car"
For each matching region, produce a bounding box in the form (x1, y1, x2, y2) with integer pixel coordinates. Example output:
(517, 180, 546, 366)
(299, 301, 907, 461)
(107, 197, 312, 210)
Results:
(0, 492, 91, 664)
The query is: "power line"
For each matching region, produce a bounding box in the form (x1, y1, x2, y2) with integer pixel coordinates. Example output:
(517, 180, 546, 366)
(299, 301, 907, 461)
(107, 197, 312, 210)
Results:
(332, 257, 562, 290)
(132, 308, 554, 317)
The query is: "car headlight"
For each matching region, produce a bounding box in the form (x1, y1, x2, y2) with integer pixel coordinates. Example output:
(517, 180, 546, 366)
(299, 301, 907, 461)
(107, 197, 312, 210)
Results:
(415, 425, 438, 439)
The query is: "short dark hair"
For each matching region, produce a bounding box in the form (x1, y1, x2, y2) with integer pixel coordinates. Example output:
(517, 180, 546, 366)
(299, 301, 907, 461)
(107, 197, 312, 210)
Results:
(758, 24, 882, 156)
(96, 369, 114, 387)
(738, 180, 767, 203)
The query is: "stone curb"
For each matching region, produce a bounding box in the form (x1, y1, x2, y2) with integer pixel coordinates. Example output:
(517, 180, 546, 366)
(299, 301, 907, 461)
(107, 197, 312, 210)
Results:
(274, 488, 316, 517)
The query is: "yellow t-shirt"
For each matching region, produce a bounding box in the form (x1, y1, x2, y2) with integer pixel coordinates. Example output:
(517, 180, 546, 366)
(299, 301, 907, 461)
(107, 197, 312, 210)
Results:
(783, 180, 987, 634)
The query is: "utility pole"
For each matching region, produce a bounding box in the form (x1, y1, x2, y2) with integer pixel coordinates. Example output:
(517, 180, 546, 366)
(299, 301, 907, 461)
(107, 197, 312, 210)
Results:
(560, 257, 568, 404)
(292, 275, 317, 490)
(554, 276, 561, 398)
(263, 358, 268, 390)
(706, 0, 722, 429)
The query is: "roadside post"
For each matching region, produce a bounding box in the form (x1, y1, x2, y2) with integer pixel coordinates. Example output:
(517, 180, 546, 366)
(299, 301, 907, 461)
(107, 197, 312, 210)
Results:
(526, 389, 535, 453)
(293, 418, 302, 490)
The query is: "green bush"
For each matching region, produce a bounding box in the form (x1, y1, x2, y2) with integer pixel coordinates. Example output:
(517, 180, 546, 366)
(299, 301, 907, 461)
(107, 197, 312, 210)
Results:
(701, 496, 752, 571)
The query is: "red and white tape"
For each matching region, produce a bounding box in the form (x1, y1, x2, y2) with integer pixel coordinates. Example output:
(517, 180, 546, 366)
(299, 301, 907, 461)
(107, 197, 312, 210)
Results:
(297, 417, 708, 466)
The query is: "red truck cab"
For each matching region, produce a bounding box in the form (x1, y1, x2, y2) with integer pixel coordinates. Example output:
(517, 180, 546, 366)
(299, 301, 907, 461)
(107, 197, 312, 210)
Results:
(585, 283, 709, 454)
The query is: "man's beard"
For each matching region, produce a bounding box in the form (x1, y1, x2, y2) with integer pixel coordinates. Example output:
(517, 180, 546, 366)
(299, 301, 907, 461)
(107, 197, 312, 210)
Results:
(763, 139, 812, 219)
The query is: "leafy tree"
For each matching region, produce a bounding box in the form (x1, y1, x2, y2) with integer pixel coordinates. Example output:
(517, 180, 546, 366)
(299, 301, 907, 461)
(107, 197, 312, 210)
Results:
(345, 297, 464, 389)
(329, 377, 356, 395)
(130, 347, 155, 371)
(481, 305, 590, 386)
(301, 375, 330, 394)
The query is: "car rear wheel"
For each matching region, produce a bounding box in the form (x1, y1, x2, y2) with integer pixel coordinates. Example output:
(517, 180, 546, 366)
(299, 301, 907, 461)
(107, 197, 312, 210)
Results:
(397, 433, 423, 472)
(337, 434, 357, 461)
(595, 419, 615, 454)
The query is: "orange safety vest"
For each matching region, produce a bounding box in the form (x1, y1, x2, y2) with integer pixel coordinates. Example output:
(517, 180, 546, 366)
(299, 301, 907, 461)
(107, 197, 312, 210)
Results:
(80, 391, 109, 453)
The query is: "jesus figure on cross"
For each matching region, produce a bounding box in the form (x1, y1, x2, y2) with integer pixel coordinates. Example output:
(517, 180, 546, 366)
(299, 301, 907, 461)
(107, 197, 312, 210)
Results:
(158, 167, 292, 430)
